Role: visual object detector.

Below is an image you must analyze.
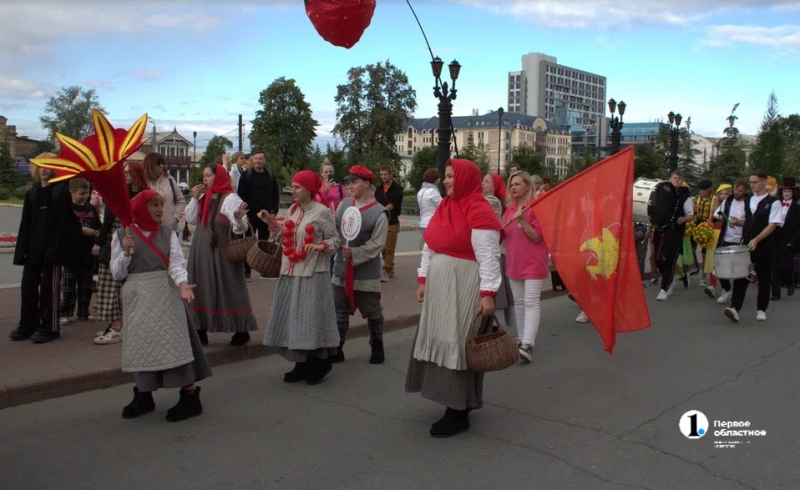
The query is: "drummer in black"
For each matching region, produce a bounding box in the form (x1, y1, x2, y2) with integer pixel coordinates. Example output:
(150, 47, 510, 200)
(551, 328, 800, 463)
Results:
(714, 179, 749, 305)
(724, 171, 783, 323)
(771, 177, 800, 298)
(655, 171, 694, 301)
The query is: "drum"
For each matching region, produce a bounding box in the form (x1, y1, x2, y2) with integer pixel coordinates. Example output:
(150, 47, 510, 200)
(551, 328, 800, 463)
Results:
(714, 245, 752, 280)
(648, 181, 679, 230)
(633, 178, 660, 224)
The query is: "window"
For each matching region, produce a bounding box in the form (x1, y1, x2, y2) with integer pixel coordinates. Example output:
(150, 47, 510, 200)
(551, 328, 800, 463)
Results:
(169, 146, 176, 156)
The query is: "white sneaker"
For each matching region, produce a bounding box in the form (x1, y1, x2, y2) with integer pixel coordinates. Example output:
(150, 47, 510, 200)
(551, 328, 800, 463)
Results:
(717, 291, 732, 305)
(667, 281, 675, 296)
(756, 311, 766, 321)
(724, 307, 739, 323)
(704, 286, 716, 298)
(698, 279, 708, 287)
(650, 277, 659, 284)
(381, 271, 391, 283)
(518, 343, 533, 363)
(656, 290, 668, 301)
(94, 328, 122, 345)
(59, 317, 71, 326)
(575, 311, 589, 323)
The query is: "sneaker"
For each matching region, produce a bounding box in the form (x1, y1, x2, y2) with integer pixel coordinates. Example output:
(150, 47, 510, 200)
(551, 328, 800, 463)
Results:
(704, 286, 716, 298)
(94, 328, 122, 345)
(381, 271, 390, 283)
(698, 279, 708, 287)
(575, 311, 589, 323)
(31, 330, 61, 344)
(724, 307, 739, 323)
(245, 272, 252, 282)
(518, 343, 533, 363)
(667, 281, 675, 296)
(756, 310, 766, 321)
(717, 291, 732, 305)
(656, 290, 668, 301)
(388, 269, 396, 279)
(77, 315, 96, 322)
(650, 277, 659, 284)
(59, 317, 71, 326)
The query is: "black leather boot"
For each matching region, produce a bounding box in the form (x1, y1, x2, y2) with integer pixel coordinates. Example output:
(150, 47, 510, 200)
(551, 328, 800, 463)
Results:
(283, 362, 307, 383)
(166, 387, 203, 422)
(330, 340, 345, 363)
(197, 330, 208, 346)
(122, 387, 155, 419)
(230, 331, 250, 346)
(305, 358, 332, 385)
(429, 407, 470, 438)
(369, 340, 385, 364)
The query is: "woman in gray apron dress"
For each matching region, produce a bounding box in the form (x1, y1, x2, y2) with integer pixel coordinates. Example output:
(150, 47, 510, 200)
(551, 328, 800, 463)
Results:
(110, 190, 212, 422)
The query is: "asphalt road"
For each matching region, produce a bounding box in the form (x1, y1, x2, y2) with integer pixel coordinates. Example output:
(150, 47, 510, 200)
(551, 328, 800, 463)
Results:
(1, 290, 797, 490)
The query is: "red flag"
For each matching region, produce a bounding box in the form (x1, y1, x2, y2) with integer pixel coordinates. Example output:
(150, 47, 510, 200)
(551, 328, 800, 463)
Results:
(530, 147, 651, 353)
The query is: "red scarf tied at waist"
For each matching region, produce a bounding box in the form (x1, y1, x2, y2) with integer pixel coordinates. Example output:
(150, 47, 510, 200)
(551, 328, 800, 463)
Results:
(198, 163, 234, 227)
(424, 159, 502, 261)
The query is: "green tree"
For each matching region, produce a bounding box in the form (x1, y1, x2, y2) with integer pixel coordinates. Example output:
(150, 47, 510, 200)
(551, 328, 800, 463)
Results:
(191, 135, 233, 185)
(634, 140, 665, 179)
(39, 86, 107, 144)
(708, 103, 747, 184)
(407, 146, 438, 191)
(508, 143, 546, 177)
(460, 131, 490, 177)
(333, 60, 417, 172)
(324, 142, 349, 180)
(782, 114, 800, 178)
(0, 142, 22, 190)
(749, 90, 785, 177)
(250, 77, 318, 175)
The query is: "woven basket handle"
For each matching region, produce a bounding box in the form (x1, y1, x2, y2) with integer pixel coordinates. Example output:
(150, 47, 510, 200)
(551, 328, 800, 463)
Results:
(467, 311, 501, 341)
(229, 221, 255, 239)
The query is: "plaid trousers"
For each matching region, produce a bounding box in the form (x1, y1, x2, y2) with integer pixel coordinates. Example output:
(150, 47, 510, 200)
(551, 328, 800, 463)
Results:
(60, 267, 94, 318)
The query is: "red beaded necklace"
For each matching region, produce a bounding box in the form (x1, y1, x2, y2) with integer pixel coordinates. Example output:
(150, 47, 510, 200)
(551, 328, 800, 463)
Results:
(281, 207, 316, 263)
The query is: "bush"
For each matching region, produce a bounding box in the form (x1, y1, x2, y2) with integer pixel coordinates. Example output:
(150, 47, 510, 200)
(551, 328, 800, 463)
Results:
(0, 188, 10, 201)
(14, 186, 29, 200)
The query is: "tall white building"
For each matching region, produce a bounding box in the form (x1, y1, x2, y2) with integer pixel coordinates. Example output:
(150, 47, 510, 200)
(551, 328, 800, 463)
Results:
(508, 53, 607, 127)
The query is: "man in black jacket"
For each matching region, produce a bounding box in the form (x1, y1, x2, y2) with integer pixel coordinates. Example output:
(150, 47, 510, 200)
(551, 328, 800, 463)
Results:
(771, 177, 800, 298)
(236, 150, 280, 280)
(10, 165, 83, 343)
(374, 164, 403, 282)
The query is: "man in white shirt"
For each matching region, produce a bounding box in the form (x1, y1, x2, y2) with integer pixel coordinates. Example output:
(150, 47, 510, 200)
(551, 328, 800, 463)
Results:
(714, 179, 748, 305)
(655, 171, 695, 301)
(724, 171, 782, 323)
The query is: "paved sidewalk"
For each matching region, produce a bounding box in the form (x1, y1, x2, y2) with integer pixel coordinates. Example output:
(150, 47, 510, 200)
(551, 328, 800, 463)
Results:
(0, 254, 558, 409)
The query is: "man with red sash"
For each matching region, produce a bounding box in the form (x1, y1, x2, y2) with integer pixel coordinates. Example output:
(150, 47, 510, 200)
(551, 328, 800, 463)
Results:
(331, 165, 390, 364)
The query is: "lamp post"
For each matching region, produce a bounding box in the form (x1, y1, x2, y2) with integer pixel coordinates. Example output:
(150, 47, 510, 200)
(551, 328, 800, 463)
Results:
(607, 98, 626, 155)
(497, 107, 504, 173)
(667, 111, 683, 174)
(192, 131, 197, 164)
(148, 117, 157, 154)
(431, 56, 460, 193)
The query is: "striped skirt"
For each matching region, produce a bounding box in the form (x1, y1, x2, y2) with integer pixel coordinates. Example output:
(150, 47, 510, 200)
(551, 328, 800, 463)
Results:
(405, 254, 489, 411)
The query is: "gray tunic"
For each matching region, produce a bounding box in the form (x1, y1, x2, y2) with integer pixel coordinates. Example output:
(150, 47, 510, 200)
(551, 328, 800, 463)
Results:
(187, 194, 258, 332)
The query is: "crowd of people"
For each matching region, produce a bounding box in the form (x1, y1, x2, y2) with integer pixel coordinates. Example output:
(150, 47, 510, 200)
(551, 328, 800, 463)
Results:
(8, 148, 799, 436)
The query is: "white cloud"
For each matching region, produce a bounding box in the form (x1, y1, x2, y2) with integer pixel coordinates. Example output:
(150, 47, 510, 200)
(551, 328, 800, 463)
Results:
(131, 69, 167, 83)
(703, 25, 800, 49)
(451, 0, 799, 29)
(86, 79, 114, 91)
(0, 77, 55, 99)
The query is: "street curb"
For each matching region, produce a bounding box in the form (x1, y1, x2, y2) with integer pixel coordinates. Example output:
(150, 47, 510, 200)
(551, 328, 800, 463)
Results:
(0, 289, 567, 409)
(0, 203, 23, 208)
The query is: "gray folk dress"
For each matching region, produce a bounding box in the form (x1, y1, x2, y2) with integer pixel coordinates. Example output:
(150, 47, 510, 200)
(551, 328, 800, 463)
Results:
(263, 202, 340, 363)
(405, 254, 492, 411)
(187, 194, 258, 333)
(117, 226, 212, 392)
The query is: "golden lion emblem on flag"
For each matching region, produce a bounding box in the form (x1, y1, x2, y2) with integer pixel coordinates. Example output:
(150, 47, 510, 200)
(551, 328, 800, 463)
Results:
(579, 227, 620, 280)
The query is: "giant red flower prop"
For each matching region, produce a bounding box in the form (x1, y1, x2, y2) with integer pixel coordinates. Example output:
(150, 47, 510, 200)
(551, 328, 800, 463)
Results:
(30, 110, 147, 226)
(305, 0, 376, 49)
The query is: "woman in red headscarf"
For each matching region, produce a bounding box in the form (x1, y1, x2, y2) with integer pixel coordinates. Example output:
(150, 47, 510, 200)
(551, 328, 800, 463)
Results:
(185, 162, 257, 346)
(481, 172, 516, 333)
(257, 170, 341, 385)
(110, 190, 211, 422)
(405, 159, 503, 438)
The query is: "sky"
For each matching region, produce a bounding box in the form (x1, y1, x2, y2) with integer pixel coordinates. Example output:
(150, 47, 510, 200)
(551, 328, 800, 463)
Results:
(0, 0, 798, 153)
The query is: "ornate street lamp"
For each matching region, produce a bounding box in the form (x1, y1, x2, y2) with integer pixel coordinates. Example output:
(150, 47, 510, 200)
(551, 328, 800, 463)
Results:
(667, 111, 684, 174)
(608, 98, 626, 155)
(432, 57, 460, 192)
(497, 107, 504, 173)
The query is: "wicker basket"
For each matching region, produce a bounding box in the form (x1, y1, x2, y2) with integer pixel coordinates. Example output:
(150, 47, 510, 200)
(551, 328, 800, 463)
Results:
(226, 223, 257, 264)
(465, 313, 519, 373)
(246, 238, 282, 279)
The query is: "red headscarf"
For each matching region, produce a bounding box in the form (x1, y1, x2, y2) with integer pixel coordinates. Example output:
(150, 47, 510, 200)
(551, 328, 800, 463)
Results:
(490, 173, 507, 213)
(130, 189, 161, 233)
(198, 164, 234, 226)
(292, 170, 330, 208)
(425, 159, 502, 261)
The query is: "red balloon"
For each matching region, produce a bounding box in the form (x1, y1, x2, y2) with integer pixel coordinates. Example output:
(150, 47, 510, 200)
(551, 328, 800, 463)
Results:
(285, 220, 295, 229)
(305, 0, 376, 49)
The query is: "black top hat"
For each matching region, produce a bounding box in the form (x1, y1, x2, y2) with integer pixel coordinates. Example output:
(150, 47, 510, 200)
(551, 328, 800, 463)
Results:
(781, 176, 797, 189)
(696, 179, 712, 189)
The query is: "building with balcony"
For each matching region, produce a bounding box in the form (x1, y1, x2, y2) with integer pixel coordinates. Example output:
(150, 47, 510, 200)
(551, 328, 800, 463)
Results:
(397, 111, 573, 179)
(138, 127, 194, 183)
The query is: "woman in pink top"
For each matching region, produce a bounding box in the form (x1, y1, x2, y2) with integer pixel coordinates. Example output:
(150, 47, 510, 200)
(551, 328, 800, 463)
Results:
(317, 160, 347, 212)
(503, 171, 548, 363)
